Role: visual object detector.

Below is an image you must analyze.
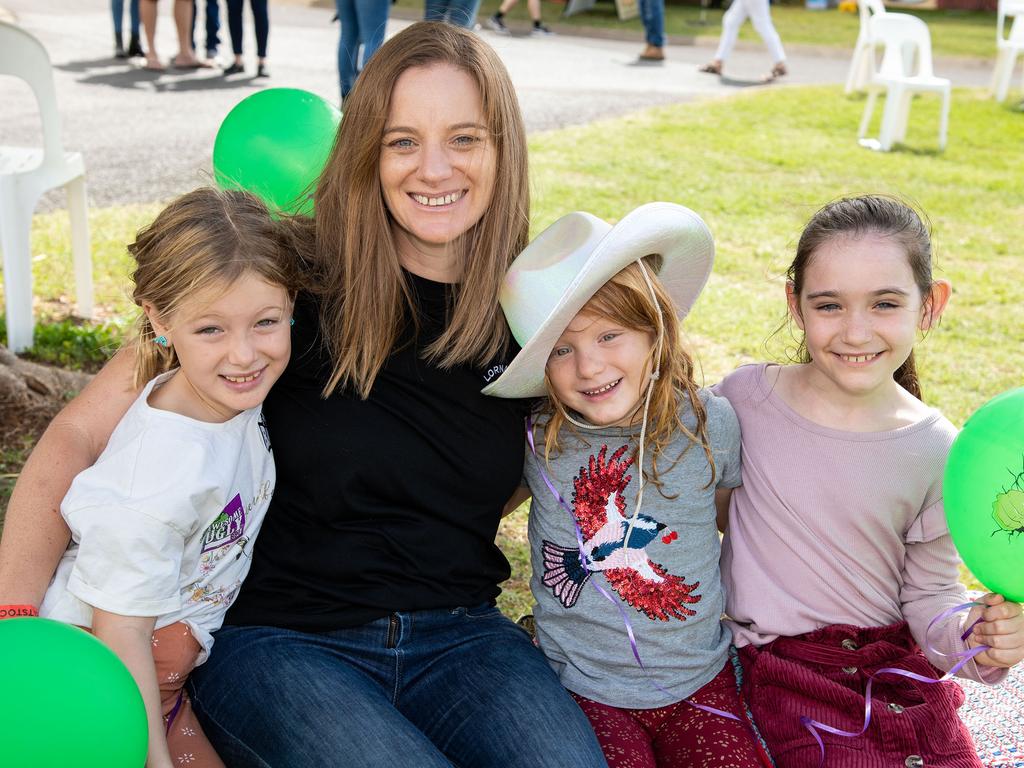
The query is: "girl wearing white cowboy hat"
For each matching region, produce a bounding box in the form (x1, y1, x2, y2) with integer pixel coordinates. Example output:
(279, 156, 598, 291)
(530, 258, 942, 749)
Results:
(485, 203, 772, 768)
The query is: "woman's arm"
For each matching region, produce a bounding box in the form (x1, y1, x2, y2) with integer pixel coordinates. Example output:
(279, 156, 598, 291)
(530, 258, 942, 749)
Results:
(502, 485, 532, 518)
(92, 609, 175, 768)
(0, 349, 140, 606)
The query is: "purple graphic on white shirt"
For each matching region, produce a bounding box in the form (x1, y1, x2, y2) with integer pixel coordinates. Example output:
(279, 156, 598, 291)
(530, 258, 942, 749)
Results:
(200, 493, 246, 553)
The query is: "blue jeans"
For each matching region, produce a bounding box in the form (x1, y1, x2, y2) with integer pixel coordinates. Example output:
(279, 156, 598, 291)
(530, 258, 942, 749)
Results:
(191, 0, 222, 54)
(188, 605, 609, 767)
(335, 0, 389, 99)
(423, 0, 482, 28)
(111, 0, 140, 38)
(639, 0, 664, 47)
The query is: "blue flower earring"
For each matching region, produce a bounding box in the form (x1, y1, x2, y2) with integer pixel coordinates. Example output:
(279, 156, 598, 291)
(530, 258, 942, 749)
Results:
(290, 318, 295, 327)
(154, 335, 169, 347)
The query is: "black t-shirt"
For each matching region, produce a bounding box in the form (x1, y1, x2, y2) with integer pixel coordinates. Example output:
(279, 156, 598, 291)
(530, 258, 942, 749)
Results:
(224, 272, 529, 631)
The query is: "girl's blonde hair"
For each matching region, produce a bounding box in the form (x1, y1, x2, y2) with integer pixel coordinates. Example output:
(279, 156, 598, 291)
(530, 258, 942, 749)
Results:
(539, 259, 716, 489)
(129, 187, 303, 387)
(306, 21, 530, 399)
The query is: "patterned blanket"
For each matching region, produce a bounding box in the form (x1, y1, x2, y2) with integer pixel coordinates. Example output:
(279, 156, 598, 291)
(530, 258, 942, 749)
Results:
(960, 664, 1024, 767)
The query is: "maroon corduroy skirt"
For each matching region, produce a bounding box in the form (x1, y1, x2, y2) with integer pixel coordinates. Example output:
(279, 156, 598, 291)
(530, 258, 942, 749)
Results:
(737, 621, 982, 768)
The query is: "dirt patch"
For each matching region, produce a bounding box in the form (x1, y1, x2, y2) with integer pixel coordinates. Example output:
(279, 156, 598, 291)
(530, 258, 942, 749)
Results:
(0, 399, 61, 457)
(0, 347, 95, 520)
(0, 348, 92, 439)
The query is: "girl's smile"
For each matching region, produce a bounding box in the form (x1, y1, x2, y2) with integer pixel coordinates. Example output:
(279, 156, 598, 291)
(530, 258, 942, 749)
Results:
(784, 232, 950, 422)
(145, 273, 292, 423)
(581, 378, 623, 398)
(546, 311, 655, 428)
(221, 366, 270, 390)
(835, 352, 880, 364)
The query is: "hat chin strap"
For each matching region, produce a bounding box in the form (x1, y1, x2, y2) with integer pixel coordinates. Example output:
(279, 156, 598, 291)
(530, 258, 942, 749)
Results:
(561, 259, 665, 548)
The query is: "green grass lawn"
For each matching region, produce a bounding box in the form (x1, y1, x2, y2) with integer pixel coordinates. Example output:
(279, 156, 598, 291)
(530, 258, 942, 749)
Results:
(393, 0, 1001, 60)
(3, 83, 1017, 609)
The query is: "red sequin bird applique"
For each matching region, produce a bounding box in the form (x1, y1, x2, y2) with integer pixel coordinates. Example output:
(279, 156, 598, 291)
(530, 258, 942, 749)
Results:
(541, 444, 701, 621)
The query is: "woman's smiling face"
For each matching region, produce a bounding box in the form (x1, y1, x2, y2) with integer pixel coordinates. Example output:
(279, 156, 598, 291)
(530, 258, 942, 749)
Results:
(379, 63, 496, 274)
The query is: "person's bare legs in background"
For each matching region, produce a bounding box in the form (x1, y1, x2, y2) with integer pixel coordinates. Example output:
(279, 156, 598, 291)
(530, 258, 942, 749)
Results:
(172, 0, 209, 66)
(141, 0, 210, 69)
(141, 0, 164, 68)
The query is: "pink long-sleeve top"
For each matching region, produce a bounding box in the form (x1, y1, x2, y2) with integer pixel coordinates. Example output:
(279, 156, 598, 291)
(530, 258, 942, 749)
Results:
(716, 363, 1004, 684)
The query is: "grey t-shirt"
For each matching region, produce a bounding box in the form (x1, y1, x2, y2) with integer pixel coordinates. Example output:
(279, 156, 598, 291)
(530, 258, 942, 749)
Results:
(525, 389, 741, 708)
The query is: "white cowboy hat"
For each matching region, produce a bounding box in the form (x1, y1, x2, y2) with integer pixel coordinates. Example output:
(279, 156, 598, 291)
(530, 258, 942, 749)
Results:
(482, 202, 714, 399)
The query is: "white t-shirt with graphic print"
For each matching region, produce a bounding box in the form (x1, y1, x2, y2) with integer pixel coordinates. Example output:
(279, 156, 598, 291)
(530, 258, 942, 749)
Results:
(40, 371, 275, 662)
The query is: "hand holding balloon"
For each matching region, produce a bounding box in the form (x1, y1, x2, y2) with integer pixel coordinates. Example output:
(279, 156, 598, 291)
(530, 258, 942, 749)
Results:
(964, 593, 1024, 669)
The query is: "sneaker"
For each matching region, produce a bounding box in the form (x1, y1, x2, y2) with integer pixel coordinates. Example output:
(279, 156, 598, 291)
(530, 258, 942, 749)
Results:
(530, 22, 554, 36)
(256, 63, 269, 78)
(487, 14, 510, 35)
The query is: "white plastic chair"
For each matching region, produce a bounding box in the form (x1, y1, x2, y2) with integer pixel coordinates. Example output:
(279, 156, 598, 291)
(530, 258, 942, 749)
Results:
(858, 14, 951, 152)
(0, 20, 93, 353)
(845, 0, 887, 94)
(991, 0, 1024, 102)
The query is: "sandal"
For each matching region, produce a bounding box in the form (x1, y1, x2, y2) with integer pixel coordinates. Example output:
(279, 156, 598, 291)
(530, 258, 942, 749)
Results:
(698, 61, 723, 75)
(763, 62, 787, 83)
(172, 55, 214, 69)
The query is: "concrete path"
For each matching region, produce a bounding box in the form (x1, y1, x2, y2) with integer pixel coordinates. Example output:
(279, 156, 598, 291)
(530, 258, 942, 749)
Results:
(0, 0, 994, 210)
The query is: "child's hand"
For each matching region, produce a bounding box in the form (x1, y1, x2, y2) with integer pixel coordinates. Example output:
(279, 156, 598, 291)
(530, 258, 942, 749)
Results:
(965, 593, 1024, 669)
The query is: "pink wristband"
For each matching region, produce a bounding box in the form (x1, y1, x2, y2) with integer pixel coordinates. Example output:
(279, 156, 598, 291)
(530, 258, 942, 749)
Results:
(0, 604, 39, 619)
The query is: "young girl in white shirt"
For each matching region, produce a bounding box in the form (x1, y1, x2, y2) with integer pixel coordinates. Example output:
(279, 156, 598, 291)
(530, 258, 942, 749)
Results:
(37, 187, 299, 768)
(716, 195, 1024, 767)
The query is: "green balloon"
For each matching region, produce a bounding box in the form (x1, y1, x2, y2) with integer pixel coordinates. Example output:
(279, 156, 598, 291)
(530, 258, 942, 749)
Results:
(944, 387, 1024, 602)
(0, 618, 148, 767)
(213, 88, 342, 216)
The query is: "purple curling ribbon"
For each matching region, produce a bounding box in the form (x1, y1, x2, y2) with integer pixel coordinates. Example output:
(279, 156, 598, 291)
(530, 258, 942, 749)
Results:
(165, 688, 185, 735)
(525, 417, 741, 723)
(799, 602, 989, 767)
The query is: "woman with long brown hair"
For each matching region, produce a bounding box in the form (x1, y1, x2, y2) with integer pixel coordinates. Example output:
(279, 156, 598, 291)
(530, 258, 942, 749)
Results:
(0, 22, 607, 767)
